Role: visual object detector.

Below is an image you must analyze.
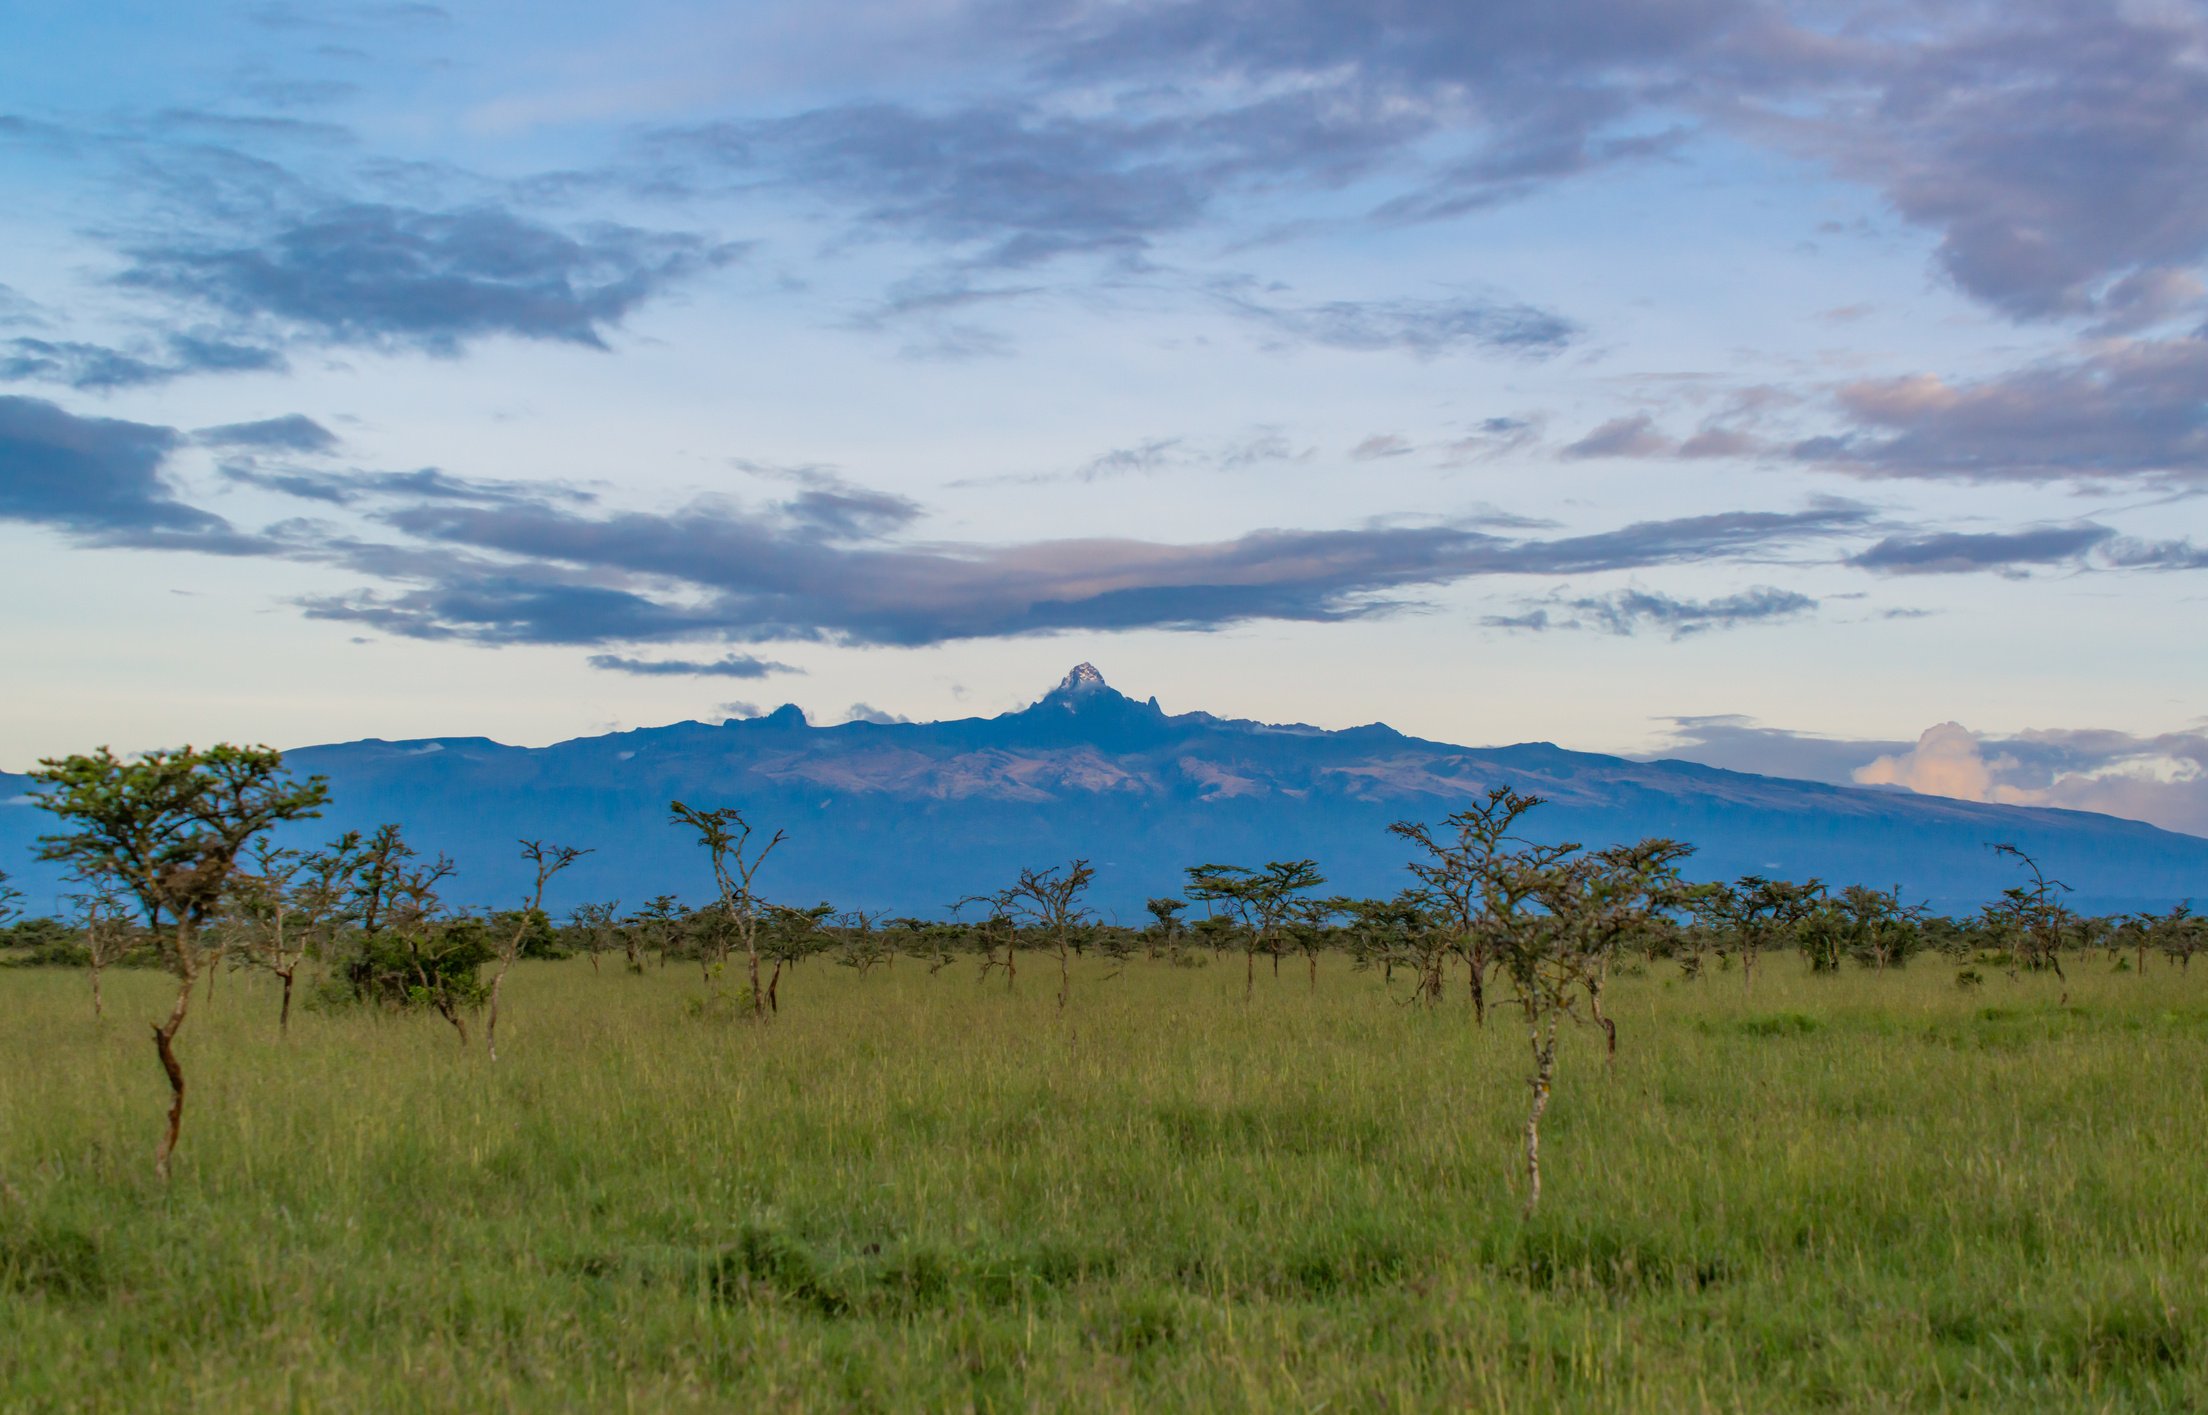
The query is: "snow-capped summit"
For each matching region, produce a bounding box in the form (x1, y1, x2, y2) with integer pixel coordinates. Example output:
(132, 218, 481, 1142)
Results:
(1055, 662, 1109, 695)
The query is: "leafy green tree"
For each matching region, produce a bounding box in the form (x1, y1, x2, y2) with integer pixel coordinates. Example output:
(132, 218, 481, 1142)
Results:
(1184, 859, 1325, 1003)
(1986, 843, 2072, 987)
(1392, 790, 1554, 1020)
(31, 744, 327, 1178)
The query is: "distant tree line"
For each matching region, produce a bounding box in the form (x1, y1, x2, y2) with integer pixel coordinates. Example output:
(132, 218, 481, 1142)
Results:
(3, 744, 2200, 1206)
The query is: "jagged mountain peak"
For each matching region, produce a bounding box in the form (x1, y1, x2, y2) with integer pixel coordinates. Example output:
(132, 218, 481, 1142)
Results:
(1053, 662, 1110, 695)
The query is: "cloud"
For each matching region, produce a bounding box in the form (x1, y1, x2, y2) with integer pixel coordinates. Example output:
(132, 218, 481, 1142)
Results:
(1848, 525, 2115, 576)
(121, 202, 740, 354)
(652, 86, 1427, 268)
(277, 485, 1870, 649)
(585, 652, 798, 678)
(1655, 714, 2208, 837)
(1804, 336, 2208, 483)
(0, 334, 285, 390)
(1350, 434, 1413, 461)
(221, 462, 591, 509)
(0, 395, 233, 542)
(1856, 722, 2003, 804)
(1485, 585, 1816, 639)
(843, 702, 912, 724)
(1560, 413, 1671, 460)
(1216, 286, 1578, 357)
(1645, 714, 1912, 785)
(195, 414, 339, 453)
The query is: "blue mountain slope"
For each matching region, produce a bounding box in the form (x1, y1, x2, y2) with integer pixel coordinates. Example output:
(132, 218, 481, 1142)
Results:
(4, 666, 2203, 918)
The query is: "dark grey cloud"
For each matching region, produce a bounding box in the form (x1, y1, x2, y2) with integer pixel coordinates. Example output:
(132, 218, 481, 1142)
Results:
(196, 414, 339, 454)
(1644, 714, 1909, 785)
(221, 462, 593, 508)
(1848, 525, 2114, 576)
(1774, 4, 2208, 322)
(1010, 0, 2208, 324)
(1485, 585, 1815, 638)
(0, 334, 285, 390)
(0, 395, 230, 542)
(291, 490, 1868, 648)
(121, 202, 740, 354)
(585, 652, 799, 679)
(1805, 336, 2208, 484)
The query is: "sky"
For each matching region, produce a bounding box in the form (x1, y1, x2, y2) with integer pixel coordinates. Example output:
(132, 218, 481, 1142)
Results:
(2, 0, 2205, 835)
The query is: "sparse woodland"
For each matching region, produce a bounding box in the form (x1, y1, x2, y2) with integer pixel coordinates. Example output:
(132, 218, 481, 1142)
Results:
(4, 745, 2206, 1409)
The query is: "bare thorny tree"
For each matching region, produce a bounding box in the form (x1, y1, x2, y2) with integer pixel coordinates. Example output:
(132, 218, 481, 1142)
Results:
(485, 839, 590, 1062)
(997, 860, 1097, 1012)
(670, 801, 783, 1021)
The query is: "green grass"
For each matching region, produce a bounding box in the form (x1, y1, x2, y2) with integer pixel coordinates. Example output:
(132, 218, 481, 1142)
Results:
(3, 955, 2205, 1411)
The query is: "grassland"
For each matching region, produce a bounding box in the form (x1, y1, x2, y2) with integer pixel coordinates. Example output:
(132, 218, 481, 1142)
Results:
(3, 955, 2205, 1411)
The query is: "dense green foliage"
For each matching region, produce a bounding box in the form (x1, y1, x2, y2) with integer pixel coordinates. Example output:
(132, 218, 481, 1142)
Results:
(3, 955, 2205, 1411)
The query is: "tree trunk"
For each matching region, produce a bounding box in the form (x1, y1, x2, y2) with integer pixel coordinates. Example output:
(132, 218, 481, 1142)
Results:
(1057, 945, 1070, 1013)
(151, 960, 196, 1182)
(1244, 946, 1255, 1003)
(486, 963, 510, 1061)
(1588, 976, 1616, 1063)
(767, 959, 783, 1014)
(90, 963, 105, 1020)
(747, 939, 765, 1021)
(279, 968, 294, 1036)
(1523, 1019, 1557, 1216)
(1308, 951, 1318, 992)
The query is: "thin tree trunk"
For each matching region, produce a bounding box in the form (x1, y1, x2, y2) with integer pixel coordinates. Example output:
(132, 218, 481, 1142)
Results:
(1244, 946, 1255, 1003)
(152, 960, 195, 1182)
(487, 962, 512, 1060)
(767, 959, 782, 1013)
(1523, 1016, 1558, 1215)
(279, 968, 294, 1036)
(1588, 976, 1616, 1063)
(90, 964, 105, 1020)
(1308, 951, 1318, 991)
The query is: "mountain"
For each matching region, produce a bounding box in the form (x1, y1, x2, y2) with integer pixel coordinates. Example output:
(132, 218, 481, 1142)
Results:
(4, 664, 2204, 918)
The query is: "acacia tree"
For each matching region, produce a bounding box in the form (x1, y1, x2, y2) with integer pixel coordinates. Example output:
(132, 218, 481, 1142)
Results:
(1184, 859, 1325, 1002)
(0, 868, 20, 930)
(1000, 860, 1097, 1012)
(633, 894, 682, 971)
(570, 900, 623, 976)
(227, 841, 309, 1034)
(1539, 838, 1694, 1062)
(1987, 843, 2072, 987)
(486, 839, 589, 1062)
(1143, 897, 1187, 962)
(64, 868, 138, 1019)
(1393, 789, 1557, 1020)
(669, 801, 784, 1020)
(32, 744, 327, 1179)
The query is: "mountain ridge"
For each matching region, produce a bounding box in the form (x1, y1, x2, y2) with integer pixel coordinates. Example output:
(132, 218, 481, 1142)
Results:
(3, 666, 2202, 917)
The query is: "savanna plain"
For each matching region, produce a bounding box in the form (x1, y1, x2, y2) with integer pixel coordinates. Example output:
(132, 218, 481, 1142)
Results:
(2, 956, 2204, 1412)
